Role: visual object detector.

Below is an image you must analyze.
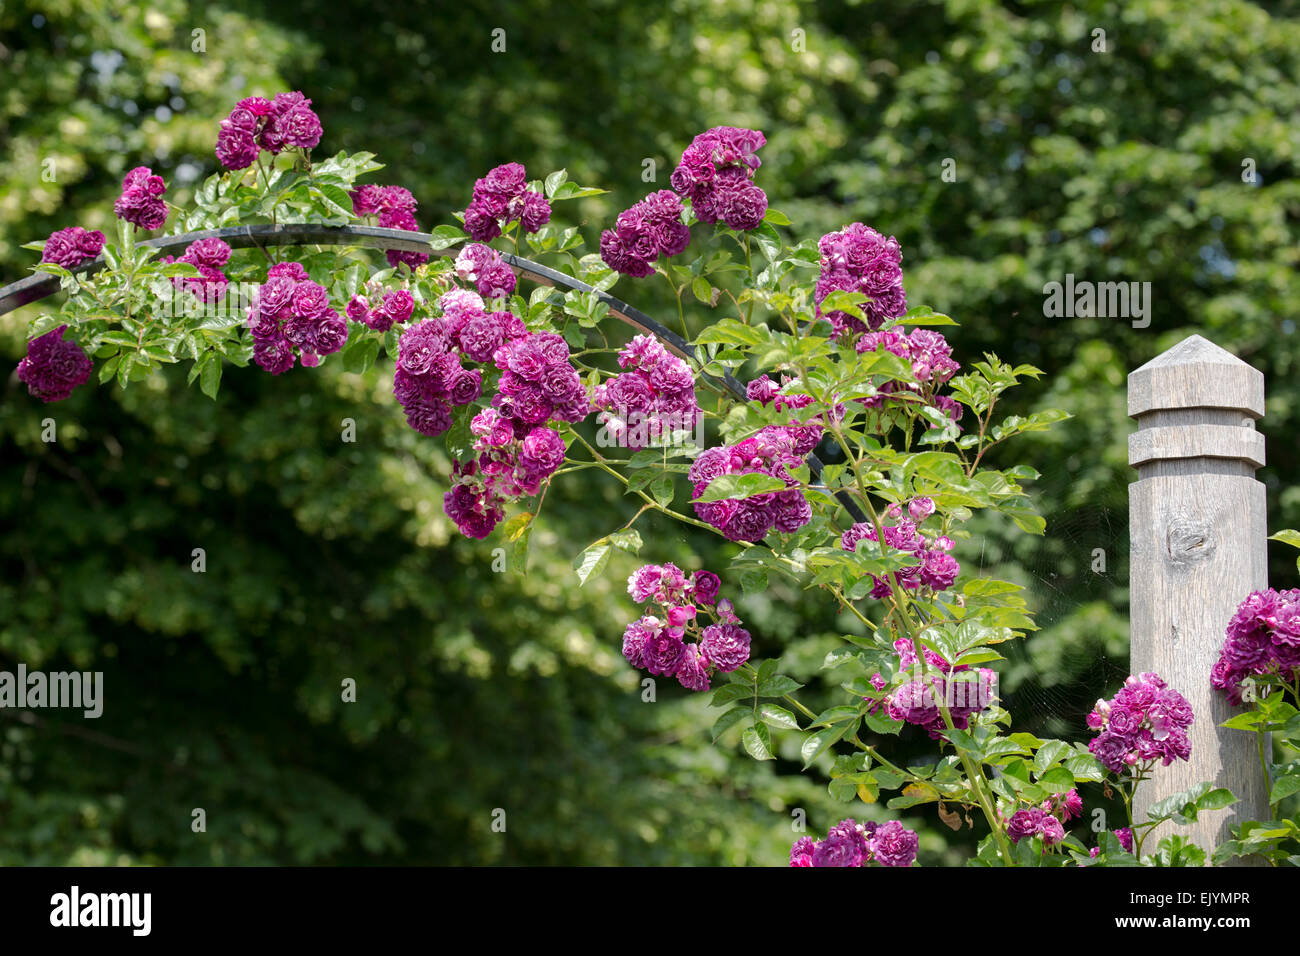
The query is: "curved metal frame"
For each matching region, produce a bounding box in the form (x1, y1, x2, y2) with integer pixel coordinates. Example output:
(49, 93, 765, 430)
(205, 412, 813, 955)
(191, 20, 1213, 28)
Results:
(0, 223, 867, 523)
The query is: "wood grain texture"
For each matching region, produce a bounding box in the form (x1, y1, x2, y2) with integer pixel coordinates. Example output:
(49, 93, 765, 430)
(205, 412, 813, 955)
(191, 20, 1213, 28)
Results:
(1128, 335, 1270, 863)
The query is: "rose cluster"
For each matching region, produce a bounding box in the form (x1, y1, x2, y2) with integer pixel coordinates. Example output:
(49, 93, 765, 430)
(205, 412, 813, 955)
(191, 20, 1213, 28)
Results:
(866, 637, 996, 738)
(462, 162, 551, 242)
(668, 126, 768, 230)
(454, 243, 517, 301)
(814, 223, 907, 338)
(392, 319, 484, 437)
(855, 328, 964, 427)
(346, 288, 416, 333)
(351, 185, 429, 271)
(1006, 789, 1082, 847)
(598, 190, 691, 278)
(592, 334, 700, 449)
(745, 373, 834, 456)
(840, 500, 959, 599)
(443, 330, 589, 538)
(687, 428, 813, 542)
(40, 226, 105, 270)
(620, 563, 748, 692)
(161, 237, 233, 301)
(113, 166, 167, 230)
(16, 324, 93, 403)
(1211, 588, 1300, 705)
(789, 818, 919, 868)
(1006, 808, 1065, 847)
(1086, 672, 1194, 773)
(247, 261, 348, 375)
(215, 92, 323, 171)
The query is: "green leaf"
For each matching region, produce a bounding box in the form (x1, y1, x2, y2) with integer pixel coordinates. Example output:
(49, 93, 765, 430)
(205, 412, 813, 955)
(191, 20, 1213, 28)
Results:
(693, 472, 788, 503)
(711, 706, 749, 741)
(743, 724, 775, 761)
(1270, 773, 1300, 804)
(757, 675, 803, 697)
(607, 529, 643, 554)
(758, 705, 800, 731)
(549, 181, 608, 201)
(543, 169, 568, 199)
(1064, 752, 1106, 783)
(710, 683, 753, 707)
(97, 355, 120, 383)
(1269, 530, 1300, 551)
(1221, 710, 1267, 731)
(801, 724, 849, 768)
(809, 705, 860, 728)
(341, 336, 381, 374)
(899, 304, 957, 326)
(650, 474, 674, 508)
(1036, 766, 1076, 794)
(313, 183, 354, 217)
(199, 355, 222, 400)
(691, 276, 713, 305)
(1147, 782, 1237, 824)
(1033, 739, 1072, 775)
(572, 539, 612, 586)
(694, 319, 769, 347)
(428, 224, 467, 250)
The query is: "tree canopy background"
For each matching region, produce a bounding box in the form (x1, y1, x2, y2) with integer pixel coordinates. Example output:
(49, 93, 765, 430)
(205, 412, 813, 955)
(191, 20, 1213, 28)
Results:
(2, 0, 1298, 864)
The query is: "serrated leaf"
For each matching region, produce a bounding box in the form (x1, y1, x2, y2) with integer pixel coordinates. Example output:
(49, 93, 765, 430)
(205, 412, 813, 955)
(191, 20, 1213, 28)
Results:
(572, 540, 612, 586)
(711, 706, 749, 741)
(758, 675, 803, 697)
(1271, 773, 1300, 804)
(199, 355, 222, 399)
(743, 725, 775, 761)
(693, 471, 788, 503)
(758, 705, 799, 731)
(428, 224, 467, 250)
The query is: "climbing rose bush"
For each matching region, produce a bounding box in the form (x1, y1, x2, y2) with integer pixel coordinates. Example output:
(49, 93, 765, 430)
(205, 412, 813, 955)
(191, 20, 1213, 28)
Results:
(14, 98, 1246, 867)
(1209, 551, 1300, 866)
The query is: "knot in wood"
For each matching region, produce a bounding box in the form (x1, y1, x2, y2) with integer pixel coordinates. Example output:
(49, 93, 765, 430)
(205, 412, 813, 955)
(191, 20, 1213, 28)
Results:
(1165, 515, 1215, 565)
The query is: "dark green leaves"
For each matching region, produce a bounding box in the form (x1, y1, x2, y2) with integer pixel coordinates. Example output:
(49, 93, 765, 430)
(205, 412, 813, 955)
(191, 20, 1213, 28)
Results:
(1147, 782, 1237, 825)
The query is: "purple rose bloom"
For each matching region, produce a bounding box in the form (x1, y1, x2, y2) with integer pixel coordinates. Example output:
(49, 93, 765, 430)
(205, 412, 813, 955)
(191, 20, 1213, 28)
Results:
(789, 837, 816, 867)
(519, 426, 565, 475)
(690, 570, 721, 606)
(520, 190, 552, 233)
(675, 644, 711, 692)
(641, 626, 686, 677)
(699, 623, 750, 672)
(275, 103, 323, 150)
(869, 820, 919, 867)
(16, 324, 93, 402)
(449, 368, 483, 406)
(1006, 808, 1046, 844)
(812, 830, 864, 867)
(40, 227, 105, 269)
(622, 618, 657, 668)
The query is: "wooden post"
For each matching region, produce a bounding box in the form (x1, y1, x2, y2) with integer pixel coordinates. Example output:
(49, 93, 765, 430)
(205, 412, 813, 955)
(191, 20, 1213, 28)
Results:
(1128, 334, 1270, 858)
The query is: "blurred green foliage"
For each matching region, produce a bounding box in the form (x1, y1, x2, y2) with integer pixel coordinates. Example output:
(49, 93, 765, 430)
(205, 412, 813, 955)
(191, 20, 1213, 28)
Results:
(3, 0, 1299, 864)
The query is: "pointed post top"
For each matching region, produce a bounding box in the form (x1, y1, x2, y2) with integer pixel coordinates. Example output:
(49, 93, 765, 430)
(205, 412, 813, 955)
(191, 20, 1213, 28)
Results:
(1128, 334, 1264, 419)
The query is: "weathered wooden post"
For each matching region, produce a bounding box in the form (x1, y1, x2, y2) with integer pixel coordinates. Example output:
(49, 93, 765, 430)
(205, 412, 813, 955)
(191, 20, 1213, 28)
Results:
(1128, 334, 1271, 857)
